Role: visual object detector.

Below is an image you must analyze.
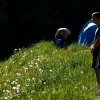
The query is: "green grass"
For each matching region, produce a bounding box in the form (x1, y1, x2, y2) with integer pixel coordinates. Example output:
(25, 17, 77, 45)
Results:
(0, 41, 97, 100)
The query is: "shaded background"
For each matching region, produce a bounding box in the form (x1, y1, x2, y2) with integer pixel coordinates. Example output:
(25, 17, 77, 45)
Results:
(0, 0, 100, 60)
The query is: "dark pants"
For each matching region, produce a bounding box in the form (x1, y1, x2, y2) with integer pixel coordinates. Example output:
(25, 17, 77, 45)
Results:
(92, 51, 100, 69)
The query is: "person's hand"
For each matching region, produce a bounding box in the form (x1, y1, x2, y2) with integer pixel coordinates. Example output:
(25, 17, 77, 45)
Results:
(91, 44, 94, 53)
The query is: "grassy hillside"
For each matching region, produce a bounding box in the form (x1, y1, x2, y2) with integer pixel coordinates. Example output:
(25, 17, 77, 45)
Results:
(0, 41, 97, 100)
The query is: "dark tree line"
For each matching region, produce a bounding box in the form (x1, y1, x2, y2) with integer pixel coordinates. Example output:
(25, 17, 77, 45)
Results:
(0, 0, 100, 60)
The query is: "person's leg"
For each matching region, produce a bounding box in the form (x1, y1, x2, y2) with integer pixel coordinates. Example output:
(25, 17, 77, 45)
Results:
(95, 68, 100, 84)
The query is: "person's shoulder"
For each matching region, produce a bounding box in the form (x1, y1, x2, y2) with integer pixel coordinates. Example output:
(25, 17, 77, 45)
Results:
(98, 25, 100, 28)
(97, 25, 100, 31)
(96, 26, 100, 37)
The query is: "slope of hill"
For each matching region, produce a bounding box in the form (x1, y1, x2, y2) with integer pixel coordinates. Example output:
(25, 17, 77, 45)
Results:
(0, 41, 97, 100)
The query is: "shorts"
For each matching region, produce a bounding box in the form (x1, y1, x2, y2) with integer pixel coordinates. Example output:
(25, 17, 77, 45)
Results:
(92, 51, 100, 69)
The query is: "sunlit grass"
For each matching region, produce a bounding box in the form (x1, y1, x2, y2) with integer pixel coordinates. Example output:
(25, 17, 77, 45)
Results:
(0, 41, 97, 100)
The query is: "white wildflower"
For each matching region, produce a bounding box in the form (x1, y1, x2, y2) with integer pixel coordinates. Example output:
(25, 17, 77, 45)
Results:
(15, 79, 18, 81)
(12, 61, 15, 64)
(30, 50, 33, 53)
(39, 68, 42, 72)
(44, 82, 46, 84)
(29, 64, 33, 68)
(11, 81, 17, 85)
(37, 58, 40, 61)
(4, 97, 8, 100)
(15, 48, 17, 51)
(31, 90, 35, 93)
(81, 85, 87, 90)
(42, 91, 46, 94)
(23, 67, 28, 72)
(49, 69, 52, 72)
(5, 66, 8, 68)
(3, 90, 5, 92)
(16, 85, 20, 93)
(6, 90, 10, 93)
(35, 62, 38, 67)
(31, 60, 34, 64)
(32, 78, 35, 81)
(26, 84, 29, 87)
(16, 73, 21, 76)
(6, 79, 10, 83)
(4, 82, 7, 86)
(19, 48, 21, 51)
(27, 78, 31, 82)
(14, 48, 18, 52)
(80, 71, 83, 74)
(12, 87, 16, 90)
(17, 84, 20, 88)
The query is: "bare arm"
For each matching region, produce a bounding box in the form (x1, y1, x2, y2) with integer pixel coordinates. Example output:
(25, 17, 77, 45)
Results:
(91, 36, 100, 53)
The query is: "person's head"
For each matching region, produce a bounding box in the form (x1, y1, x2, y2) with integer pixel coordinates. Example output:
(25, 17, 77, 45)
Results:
(55, 28, 71, 39)
(92, 12, 100, 25)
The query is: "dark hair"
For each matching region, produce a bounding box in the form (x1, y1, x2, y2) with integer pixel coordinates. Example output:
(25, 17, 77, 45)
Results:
(92, 12, 100, 19)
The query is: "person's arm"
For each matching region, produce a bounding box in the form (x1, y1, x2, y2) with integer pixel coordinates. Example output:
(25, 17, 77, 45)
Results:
(91, 36, 100, 53)
(91, 27, 100, 53)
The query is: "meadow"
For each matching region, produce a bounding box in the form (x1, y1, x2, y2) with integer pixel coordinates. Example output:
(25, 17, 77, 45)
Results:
(0, 41, 97, 100)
